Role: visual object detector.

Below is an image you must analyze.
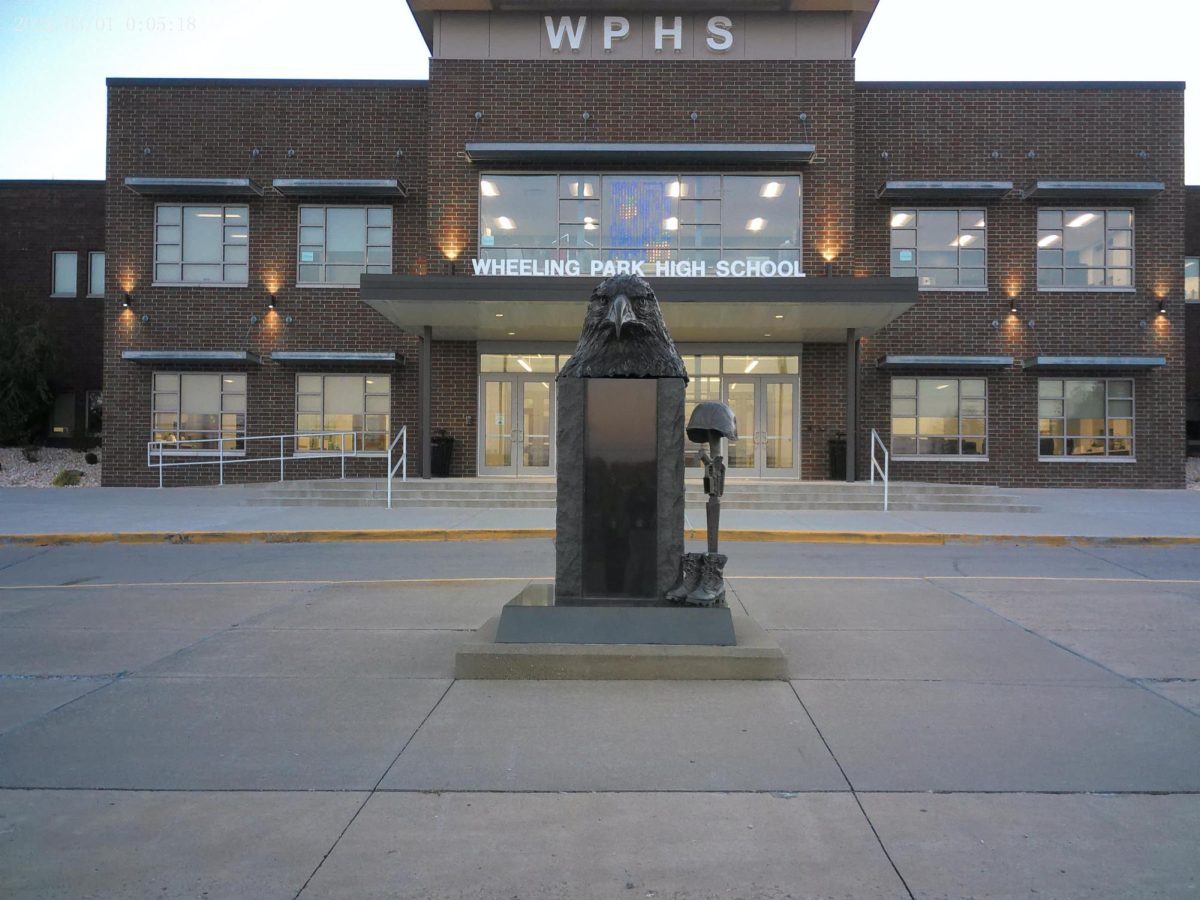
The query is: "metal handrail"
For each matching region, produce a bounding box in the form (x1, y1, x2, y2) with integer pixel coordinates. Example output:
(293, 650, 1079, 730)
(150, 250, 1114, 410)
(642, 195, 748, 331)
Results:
(870, 428, 890, 511)
(146, 430, 360, 488)
(386, 425, 408, 509)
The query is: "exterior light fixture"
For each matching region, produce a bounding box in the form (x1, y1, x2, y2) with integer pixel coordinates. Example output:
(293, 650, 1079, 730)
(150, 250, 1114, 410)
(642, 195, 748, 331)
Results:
(121, 293, 131, 308)
(1158, 298, 1167, 315)
(1010, 300, 1018, 315)
(267, 294, 276, 310)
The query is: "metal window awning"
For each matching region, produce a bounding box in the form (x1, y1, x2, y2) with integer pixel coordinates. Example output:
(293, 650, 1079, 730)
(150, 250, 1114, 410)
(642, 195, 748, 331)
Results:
(876, 181, 1013, 200)
(1020, 181, 1165, 200)
(360, 275, 917, 343)
(270, 351, 403, 365)
(121, 350, 263, 365)
(463, 142, 817, 165)
(879, 355, 1014, 369)
(272, 179, 407, 198)
(1022, 355, 1166, 371)
(123, 177, 265, 197)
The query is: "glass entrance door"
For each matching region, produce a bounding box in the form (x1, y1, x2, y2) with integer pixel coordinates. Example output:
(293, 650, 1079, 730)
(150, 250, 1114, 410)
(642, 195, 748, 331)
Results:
(479, 375, 555, 477)
(722, 377, 798, 479)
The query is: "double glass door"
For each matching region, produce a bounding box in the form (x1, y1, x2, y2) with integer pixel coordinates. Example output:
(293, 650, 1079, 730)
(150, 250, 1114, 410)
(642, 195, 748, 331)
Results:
(479, 375, 555, 476)
(723, 376, 798, 479)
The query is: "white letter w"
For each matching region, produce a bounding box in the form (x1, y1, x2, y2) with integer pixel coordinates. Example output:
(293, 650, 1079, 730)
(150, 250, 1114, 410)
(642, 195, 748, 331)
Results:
(545, 15, 587, 51)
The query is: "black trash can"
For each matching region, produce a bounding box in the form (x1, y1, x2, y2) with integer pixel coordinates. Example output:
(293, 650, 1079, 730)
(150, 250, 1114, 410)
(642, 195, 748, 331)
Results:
(828, 433, 847, 481)
(430, 433, 455, 477)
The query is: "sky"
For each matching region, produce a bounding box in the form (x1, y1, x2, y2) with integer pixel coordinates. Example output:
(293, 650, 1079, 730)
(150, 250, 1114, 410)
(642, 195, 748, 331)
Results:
(0, 0, 1197, 181)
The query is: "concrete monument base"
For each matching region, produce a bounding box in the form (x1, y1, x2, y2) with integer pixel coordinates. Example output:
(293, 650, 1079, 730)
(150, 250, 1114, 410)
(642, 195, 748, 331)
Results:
(455, 613, 788, 681)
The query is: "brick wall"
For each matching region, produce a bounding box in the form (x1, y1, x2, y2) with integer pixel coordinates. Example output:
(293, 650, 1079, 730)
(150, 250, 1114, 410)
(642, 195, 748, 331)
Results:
(104, 80, 428, 486)
(0, 181, 105, 444)
(855, 84, 1186, 487)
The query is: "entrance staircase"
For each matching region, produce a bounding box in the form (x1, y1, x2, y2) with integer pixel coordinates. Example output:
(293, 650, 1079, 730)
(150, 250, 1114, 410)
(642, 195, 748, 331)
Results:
(247, 478, 1039, 513)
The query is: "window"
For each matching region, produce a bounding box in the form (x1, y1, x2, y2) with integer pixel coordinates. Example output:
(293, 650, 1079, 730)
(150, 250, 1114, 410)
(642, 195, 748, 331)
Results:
(1186, 257, 1199, 302)
(50, 394, 75, 436)
(295, 374, 390, 453)
(88, 252, 105, 297)
(890, 378, 987, 458)
(1037, 209, 1133, 289)
(52, 251, 77, 296)
(297, 207, 392, 285)
(478, 174, 802, 271)
(86, 390, 102, 436)
(1038, 379, 1133, 459)
(889, 209, 986, 289)
(151, 373, 246, 453)
(154, 205, 248, 285)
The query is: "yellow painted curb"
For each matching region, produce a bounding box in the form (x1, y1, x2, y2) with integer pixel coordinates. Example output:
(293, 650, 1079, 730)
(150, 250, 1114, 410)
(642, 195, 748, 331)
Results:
(3, 529, 1200, 547)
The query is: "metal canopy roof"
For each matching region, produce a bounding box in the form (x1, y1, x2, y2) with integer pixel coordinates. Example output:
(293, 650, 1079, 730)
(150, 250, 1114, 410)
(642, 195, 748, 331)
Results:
(121, 350, 263, 364)
(123, 177, 265, 197)
(876, 181, 1014, 200)
(1020, 181, 1165, 200)
(464, 142, 817, 165)
(1022, 355, 1166, 371)
(270, 351, 403, 365)
(360, 274, 916, 343)
(879, 355, 1014, 369)
(272, 179, 407, 197)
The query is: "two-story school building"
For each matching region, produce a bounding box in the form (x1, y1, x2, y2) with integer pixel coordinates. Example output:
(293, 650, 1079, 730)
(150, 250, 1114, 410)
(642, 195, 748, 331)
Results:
(100, 0, 1187, 488)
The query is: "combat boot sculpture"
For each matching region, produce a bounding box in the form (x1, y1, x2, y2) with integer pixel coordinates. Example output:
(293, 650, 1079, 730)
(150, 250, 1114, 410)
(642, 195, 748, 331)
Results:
(665, 551, 704, 603)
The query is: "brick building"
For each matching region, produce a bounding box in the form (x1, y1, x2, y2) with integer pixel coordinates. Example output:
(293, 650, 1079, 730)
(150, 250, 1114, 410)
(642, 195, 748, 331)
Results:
(101, 1, 1187, 488)
(0, 181, 105, 445)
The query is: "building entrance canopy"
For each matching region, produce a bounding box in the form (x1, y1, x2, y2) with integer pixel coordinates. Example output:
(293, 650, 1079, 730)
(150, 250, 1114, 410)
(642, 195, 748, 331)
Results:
(360, 275, 916, 343)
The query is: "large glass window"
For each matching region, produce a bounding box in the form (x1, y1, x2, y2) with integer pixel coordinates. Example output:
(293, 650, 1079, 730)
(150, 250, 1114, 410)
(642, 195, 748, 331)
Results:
(297, 207, 392, 285)
(152, 373, 246, 453)
(52, 251, 77, 297)
(154, 205, 248, 285)
(1186, 257, 1199, 301)
(479, 174, 801, 270)
(890, 377, 987, 458)
(88, 252, 104, 297)
(50, 394, 75, 436)
(1037, 209, 1133, 289)
(1038, 379, 1133, 458)
(295, 374, 390, 453)
(889, 209, 986, 289)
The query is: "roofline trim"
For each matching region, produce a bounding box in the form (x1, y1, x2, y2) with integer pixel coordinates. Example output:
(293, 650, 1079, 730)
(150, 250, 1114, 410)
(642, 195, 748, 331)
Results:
(0, 179, 105, 189)
(856, 80, 1185, 91)
(106, 77, 429, 89)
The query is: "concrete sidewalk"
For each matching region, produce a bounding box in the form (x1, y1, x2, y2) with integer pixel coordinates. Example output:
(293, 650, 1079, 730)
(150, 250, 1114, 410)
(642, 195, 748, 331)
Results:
(3, 482, 1200, 542)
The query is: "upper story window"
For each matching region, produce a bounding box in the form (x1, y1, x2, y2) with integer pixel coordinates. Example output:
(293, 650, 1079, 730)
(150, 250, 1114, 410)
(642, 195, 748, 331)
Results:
(52, 251, 78, 297)
(478, 174, 801, 272)
(890, 377, 987, 459)
(88, 252, 105, 298)
(297, 207, 392, 286)
(1186, 257, 1199, 301)
(151, 372, 246, 454)
(154, 205, 248, 286)
(1037, 209, 1132, 290)
(889, 209, 986, 290)
(1038, 378, 1133, 459)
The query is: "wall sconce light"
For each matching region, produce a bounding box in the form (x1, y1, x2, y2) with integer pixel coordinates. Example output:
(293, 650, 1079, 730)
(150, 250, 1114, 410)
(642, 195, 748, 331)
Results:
(1157, 298, 1167, 316)
(824, 262, 833, 277)
(267, 293, 277, 311)
(121, 293, 131, 308)
(1010, 300, 1018, 315)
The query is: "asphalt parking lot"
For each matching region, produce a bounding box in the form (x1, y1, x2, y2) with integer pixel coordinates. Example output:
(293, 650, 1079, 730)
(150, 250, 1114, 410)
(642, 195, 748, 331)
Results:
(0, 539, 1197, 898)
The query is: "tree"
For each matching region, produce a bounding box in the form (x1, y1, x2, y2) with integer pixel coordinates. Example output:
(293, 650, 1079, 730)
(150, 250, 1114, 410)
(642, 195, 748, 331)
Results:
(0, 293, 59, 445)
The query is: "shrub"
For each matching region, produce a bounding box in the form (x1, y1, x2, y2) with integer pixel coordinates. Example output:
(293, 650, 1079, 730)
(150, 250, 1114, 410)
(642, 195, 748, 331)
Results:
(0, 295, 59, 444)
(52, 469, 82, 487)
(84, 451, 99, 465)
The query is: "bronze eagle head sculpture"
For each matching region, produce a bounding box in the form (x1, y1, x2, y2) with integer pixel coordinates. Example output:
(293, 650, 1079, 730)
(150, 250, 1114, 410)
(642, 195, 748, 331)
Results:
(558, 274, 688, 380)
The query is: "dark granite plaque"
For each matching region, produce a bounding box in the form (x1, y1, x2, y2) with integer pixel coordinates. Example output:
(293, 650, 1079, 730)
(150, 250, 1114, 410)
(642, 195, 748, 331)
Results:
(582, 379, 658, 600)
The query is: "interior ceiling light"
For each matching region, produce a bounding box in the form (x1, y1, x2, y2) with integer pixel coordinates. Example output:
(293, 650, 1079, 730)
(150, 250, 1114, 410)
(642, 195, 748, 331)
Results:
(517, 358, 533, 372)
(495, 216, 516, 230)
(759, 181, 784, 198)
(972, 217, 985, 228)
(663, 217, 679, 231)
(950, 234, 975, 247)
(774, 314, 784, 319)
(746, 217, 766, 232)
(744, 359, 760, 373)
(480, 180, 499, 197)
(890, 212, 913, 228)
(1067, 212, 1097, 228)
(1037, 234, 1061, 247)
(495, 313, 504, 317)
